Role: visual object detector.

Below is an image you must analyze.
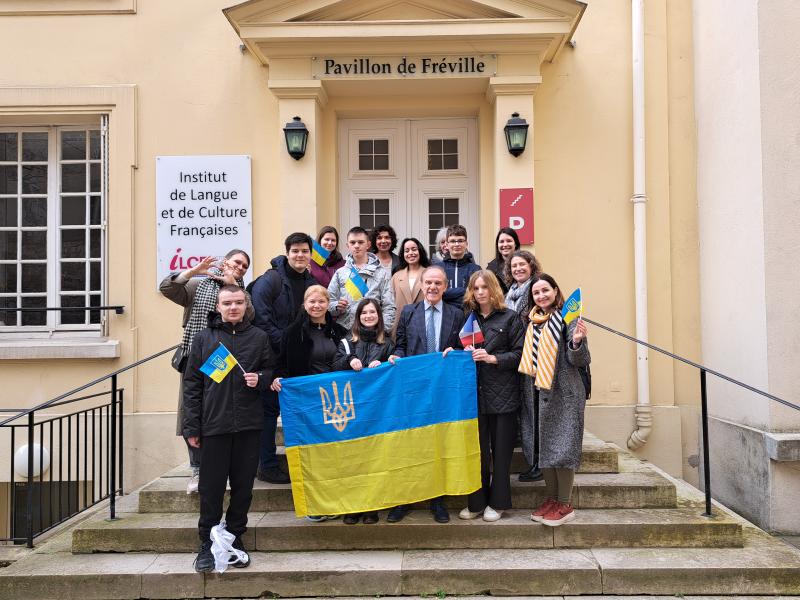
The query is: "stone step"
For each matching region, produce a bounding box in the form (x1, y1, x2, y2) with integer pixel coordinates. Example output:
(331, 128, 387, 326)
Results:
(5, 530, 800, 599)
(71, 508, 743, 554)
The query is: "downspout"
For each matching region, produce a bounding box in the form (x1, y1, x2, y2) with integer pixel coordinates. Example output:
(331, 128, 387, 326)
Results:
(628, 0, 652, 450)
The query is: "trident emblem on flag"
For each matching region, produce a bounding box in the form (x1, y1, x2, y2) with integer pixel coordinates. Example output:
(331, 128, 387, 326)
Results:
(320, 381, 356, 432)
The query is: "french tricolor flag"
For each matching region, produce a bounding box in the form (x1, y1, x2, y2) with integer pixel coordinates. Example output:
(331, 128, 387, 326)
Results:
(459, 313, 485, 347)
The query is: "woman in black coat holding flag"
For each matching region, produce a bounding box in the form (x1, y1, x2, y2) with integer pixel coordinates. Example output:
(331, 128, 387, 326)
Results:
(458, 270, 525, 522)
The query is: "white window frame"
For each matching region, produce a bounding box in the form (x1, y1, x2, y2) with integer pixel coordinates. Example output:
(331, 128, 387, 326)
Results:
(0, 122, 107, 339)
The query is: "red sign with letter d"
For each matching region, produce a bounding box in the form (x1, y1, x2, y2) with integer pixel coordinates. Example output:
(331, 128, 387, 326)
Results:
(499, 188, 534, 244)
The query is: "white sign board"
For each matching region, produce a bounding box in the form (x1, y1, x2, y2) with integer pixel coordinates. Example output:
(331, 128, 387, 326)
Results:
(156, 155, 252, 287)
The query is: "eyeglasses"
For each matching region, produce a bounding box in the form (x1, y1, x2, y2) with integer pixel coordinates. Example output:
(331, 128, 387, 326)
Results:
(448, 238, 466, 245)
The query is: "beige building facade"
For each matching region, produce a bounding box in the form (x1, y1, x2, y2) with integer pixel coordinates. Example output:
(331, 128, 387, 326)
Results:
(0, 0, 796, 533)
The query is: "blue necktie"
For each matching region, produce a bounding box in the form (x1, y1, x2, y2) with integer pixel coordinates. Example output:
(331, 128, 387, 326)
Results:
(426, 305, 437, 353)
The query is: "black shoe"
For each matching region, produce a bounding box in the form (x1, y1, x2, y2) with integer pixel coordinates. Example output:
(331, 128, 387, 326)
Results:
(431, 501, 450, 524)
(386, 505, 410, 523)
(343, 513, 361, 525)
(194, 540, 214, 573)
(362, 511, 379, 524)
(519, 466, 543, 482)
(230, 535, 250, 568)
(257, 466, 290, 484)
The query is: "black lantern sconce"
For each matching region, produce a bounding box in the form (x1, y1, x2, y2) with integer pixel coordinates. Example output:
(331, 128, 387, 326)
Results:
(504, 112, 529, 157)
(283, 116, 309, 160)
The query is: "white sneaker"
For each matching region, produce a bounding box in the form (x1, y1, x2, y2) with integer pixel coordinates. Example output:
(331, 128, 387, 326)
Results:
(186, 469, 199, 495)
(458, 507, 483, 520)
(482, 506, 502, 522)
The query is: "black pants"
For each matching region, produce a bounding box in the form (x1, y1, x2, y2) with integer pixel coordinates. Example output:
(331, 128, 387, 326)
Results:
(468, 412, 516, 512)
(198, 429, 261, 542)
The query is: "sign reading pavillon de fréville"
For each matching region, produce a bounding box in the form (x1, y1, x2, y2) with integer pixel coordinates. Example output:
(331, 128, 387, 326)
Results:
(312, 55, 496, 79)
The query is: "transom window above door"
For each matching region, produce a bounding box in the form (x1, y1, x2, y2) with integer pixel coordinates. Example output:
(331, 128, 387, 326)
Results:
(358, 139, 389, 171)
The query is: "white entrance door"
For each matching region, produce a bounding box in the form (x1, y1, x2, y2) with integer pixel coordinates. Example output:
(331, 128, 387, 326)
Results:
(339, 118, 478, 259)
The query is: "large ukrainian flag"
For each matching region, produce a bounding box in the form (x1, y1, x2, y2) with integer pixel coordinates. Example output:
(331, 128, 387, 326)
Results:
(280, 351, 481, 517)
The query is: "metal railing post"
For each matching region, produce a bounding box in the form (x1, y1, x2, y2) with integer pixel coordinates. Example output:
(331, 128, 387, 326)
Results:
(26, 412, 35, 548)
(119, 388, 125, 495)
(109, 375, 117, 520)
(700, 369, 712, 517)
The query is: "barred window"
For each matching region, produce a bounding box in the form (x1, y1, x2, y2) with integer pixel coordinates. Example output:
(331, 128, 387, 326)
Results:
(0, 125, 105, 331)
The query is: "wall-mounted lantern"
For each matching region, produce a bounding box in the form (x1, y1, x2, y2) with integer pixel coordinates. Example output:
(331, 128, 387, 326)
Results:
(504, 112, 529, 157)
(283, 116, 309, 160)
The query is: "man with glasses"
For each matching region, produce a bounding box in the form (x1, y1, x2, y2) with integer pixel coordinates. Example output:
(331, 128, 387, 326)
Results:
(437, 224, 481, 307)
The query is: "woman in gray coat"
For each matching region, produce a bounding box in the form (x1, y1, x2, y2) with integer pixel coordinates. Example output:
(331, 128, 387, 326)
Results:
(518, 273, 590, 527)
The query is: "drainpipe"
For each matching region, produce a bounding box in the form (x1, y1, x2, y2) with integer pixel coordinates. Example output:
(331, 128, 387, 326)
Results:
(627, 0, 652, 450)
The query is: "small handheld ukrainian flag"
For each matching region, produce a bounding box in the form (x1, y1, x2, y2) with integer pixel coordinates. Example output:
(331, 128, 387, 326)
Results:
(199, 343, 239, 383)
(561, 287, 583, 325)
(344, 266, 369, 301)
(311, 239, 330, 267)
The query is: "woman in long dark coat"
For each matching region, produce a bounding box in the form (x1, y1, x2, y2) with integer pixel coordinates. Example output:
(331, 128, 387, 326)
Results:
(519, 273, 590, 527)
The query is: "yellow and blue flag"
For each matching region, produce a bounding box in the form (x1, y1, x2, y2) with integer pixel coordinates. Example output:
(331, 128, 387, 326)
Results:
(562, 287, 582, 325)
(199, 343, 239, 383)
(280, 352, 481, 517)
(343, 266, 369, 301)
(311, 239, 330, 267)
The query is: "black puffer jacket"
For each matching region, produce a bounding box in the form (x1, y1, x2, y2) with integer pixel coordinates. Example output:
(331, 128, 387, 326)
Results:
(276, 310, 348, 378)
(182, 314, 273, 438)
(472, 308, 525, 414)
(333, 328, 395, 371)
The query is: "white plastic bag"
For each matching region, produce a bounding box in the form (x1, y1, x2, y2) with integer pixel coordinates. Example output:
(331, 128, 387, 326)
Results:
(209, 521, 248, 573)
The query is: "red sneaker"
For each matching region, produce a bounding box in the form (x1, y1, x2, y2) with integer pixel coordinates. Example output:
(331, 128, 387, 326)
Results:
(530, 497, 557, 522)
(540, 502, 575, 526)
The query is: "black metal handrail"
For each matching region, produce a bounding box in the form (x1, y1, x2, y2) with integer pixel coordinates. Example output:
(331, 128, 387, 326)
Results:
(1, 344, 178, 547)
(2, 306, 125, 314)
(582, 316, 799, 517)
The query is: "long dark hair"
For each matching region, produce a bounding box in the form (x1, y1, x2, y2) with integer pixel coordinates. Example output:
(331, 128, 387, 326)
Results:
(394, 237, 431, 274)
(494, 227, 521, 263)
(351, 298, 386, 343)
(370, 224, 398, 253)
(316, 225, 343, 265)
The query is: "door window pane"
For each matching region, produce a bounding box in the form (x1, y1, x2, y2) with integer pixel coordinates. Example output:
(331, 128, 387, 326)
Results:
(21, 231, 47, 259)
(21, 263, 46, 293)
(61, 164, 86, 193)
(428, 197, 460, 256)
(358, 198, 390, 231)
(0, 198, 17, 227)
(61, 229, 86, 258)
(61, 131, 86, 161)
(21, 133, 48, 162)
(0, 165, 17, 194)
(22, 165, 47, 194)
(89, 130, 101, 160)
(0, 132, 18, 161)
(89, 293, 101, 324)
(427, 138, 458, 171)
(357, 139, 389, 171)
(21, 198, 47, 227)
(62, 196, 85, 225)
(20, 296, 46, 326)
(61, 262, 86, 291)
(0, 297, 17, 326)
(0, 264, 16, 293)
(0, 231, 17, 260)
(60, 294, 86, 325)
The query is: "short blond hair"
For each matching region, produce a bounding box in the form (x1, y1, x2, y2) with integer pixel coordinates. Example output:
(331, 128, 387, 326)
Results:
(304, 284, 329, 302)
(463, 270, 507, 313)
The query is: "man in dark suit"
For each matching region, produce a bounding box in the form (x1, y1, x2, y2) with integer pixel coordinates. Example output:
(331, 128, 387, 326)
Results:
(387, 264, 466, 523)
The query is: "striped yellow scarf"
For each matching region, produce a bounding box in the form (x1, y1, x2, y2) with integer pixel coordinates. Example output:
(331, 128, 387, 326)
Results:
(518, 307, 563, 390)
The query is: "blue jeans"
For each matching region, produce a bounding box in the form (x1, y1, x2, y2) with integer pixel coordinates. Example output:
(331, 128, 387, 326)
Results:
(258, 389, 281, 470)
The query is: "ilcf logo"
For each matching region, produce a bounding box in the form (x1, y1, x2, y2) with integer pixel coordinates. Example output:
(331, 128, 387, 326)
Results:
(169, 248, 210, 271)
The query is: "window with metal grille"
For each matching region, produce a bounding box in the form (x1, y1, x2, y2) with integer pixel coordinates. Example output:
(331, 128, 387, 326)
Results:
(427, 139, 458, 170)
(0, 124, 106, 331)
(358, 139, 389, 171)
(428, 197, 460, 257)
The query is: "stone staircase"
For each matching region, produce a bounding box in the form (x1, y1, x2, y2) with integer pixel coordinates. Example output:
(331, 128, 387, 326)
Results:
(2, 431, 800, 599)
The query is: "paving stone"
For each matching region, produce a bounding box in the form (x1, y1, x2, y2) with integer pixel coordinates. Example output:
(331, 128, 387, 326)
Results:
(400, 548, 602, 595)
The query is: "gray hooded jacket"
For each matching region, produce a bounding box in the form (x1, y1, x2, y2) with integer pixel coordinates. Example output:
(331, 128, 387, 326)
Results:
(327, 252, 395, 333)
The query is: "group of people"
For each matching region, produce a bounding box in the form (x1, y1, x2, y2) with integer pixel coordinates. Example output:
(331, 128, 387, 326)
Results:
(160, 223, 590, 573)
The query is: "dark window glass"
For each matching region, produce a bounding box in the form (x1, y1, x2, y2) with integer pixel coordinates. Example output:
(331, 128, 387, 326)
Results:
(89, 130, 101, 160)
(429, 197, 443, 212)
(0, 263, 17, 293)
(358, 140, 372, 154)
(0, 132, 17, 161)
(22, 165, 47, 194)
(61, 262, 86, 291)
(0, 165, 17, 194)
(21, 263, 46, 293)
(90, 261, 101, 290)
(61, 196, 85, 225)
(60, 294, 85, 325)
(0, 231, 17, 260)
(90, 229, 101, 258)
(373, 155, 389, 170)
(428, 155, 442, 170)
(429, 230, 438, 244)
(429, 214, 443, 229)
(373, 139, 388, 154)
(443, 139, 458, 154)
(61, 229, 85, 258)
(21, 132, 48, 162)
(445, 198, 459, 213)
(61, 131, 86, 161)
(444, 213, 459, 226)
(374, 198, 389, 214)
(90, 164, 100, 192)
(21, 198, 47, 227)
(359, 198, 373, 213)
(358, 155, 372, 170)
(20, 296, 46, 326)
(428, 139, 442, 154)
(443, 154, 458, 170)
(0, 197, 17, 227)
(359, 215, 374, 229)
(89, 196, 101, 225)
(89, 293, 101, 324)
(0, 297, 17, 327)
(21, 231, 46, 259)
(61, 164, 85, 193)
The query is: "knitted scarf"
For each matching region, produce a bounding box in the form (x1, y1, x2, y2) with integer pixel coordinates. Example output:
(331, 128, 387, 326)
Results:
(505, 278, 532, 313)
(180, 268, 243, 353)
(518, 307, 563, 391)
